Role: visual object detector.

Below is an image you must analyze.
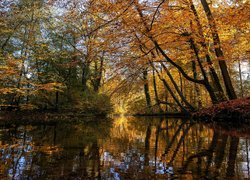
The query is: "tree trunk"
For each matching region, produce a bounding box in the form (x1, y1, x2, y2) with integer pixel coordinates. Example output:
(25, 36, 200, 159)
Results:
(164, 86, 169, 112)
(82, 62, 90, 92)
(161, 63, 195, 111)
(189, 37, 219, 103)
(238, 60, 243, 97)
(152, 69, 163, 112)
(143, 68, 152, 108)
(151, 63, 188, 113)
(135, 1, 217, 104)
(55, 91, 59, 110)
(92, 52, 104, 92)
(192, 60, 202, 107)
(200, 0, 237, 100)
(189, 0, 227, 102)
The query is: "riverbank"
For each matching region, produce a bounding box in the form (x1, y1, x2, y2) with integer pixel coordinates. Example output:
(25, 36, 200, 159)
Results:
(192, 97, 250, 123)
(133, 98, 250, 123)
(1, 98, 249, 124)
(0, 110, 108, 125)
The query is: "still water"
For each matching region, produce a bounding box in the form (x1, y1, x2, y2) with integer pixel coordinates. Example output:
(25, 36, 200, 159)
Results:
(0, 116, 249, 179)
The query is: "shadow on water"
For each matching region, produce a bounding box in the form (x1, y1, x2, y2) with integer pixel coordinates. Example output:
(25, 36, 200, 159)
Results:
(0, 116, 249, 179)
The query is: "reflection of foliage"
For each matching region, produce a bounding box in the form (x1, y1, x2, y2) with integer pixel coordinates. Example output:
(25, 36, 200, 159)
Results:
(0, 118, 113, 179)
(127, 116, 164, 132)
(0, 117, 248, 179)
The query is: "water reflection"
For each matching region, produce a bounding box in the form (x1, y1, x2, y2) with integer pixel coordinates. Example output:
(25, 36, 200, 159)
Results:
(0, 116, 249, 179)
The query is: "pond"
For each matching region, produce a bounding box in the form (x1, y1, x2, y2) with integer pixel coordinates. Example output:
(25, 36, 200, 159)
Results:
(0, 116, 249, 179)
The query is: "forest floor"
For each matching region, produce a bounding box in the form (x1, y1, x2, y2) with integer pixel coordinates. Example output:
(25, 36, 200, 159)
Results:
(192, 97, 250, 123)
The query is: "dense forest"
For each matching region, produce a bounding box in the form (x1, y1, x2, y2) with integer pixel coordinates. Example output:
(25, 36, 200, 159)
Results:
(0, 1, 250, 179)
(0, 0, 249, 115)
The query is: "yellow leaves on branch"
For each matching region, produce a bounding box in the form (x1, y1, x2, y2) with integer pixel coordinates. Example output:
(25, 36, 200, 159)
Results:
(0, 65, 16, 76)
(0, 57, 22, 79)
(0, 88, 16, 95)
(0, 83, 65, 96)
(36, 82, 66, 92)
(19, 104, 38, 110)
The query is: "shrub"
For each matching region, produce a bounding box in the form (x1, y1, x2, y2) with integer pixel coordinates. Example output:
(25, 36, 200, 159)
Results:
(72, 90, 113, 115)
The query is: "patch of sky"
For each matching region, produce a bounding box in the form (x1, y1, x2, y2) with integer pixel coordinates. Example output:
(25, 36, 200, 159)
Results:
(0, 0, 17, 12)
(50, 5, 66, 17)
(234, 61, 250, 80)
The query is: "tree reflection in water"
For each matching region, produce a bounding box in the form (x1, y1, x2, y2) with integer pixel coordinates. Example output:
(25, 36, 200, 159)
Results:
(0, 116, 249, 179)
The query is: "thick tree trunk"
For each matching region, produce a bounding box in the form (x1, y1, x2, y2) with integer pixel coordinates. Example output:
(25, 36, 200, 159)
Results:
(200, 0, 237, 100)
(143, 68, 152, 108)
(189, 0, 226, 102)
(189, 38, 219, 103)
(192, 60, 202, 107)
(55, 91, 59, 110)
(82, 62, 90, 92)
(92, 52, 104, 92)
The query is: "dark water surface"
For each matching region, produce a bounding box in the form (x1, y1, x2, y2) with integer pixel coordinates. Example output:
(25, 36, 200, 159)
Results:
(0, 116, 249, 179)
